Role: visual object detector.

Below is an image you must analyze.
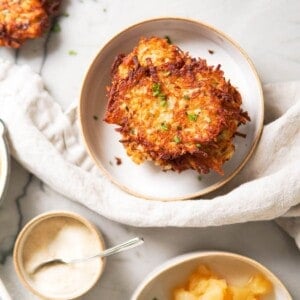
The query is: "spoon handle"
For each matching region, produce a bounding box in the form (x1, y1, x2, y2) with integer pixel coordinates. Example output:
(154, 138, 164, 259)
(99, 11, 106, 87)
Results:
(72, 237, 144, 263)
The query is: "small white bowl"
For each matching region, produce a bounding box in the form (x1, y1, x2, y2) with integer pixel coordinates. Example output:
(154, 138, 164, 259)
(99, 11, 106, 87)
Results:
(14, 211, 106, 300)
(0, 120, 10, 205)
(131, 251, 292, 300)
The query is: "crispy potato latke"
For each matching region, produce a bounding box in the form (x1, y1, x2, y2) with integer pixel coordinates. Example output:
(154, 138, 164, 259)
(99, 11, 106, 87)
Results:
(104, 37, 250, 175)
(0, 0, 61, 48)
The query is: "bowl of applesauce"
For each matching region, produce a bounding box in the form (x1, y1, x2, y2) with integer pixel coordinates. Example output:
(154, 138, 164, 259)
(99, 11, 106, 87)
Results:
(131, 251, 292, 300)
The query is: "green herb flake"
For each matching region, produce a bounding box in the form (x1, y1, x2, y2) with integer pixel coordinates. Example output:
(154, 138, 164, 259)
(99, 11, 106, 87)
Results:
(103, 8, 107, 12)
(152, 83, 161, 96)
(68, 50, 77, 56)
(93, 115, 98, 120)
(183, 95, 190, 100)
(160, 122, 168, 131)
(197, 175, 202, 181)
(164, 35, 172, 44)
(160, 100, 168, 107)
(159, 94, 167, 101)
(62, 12, 69, 17)
(187, 113, 198, 122)
(173, 135, 181, 143)
(51, 22, 61, 33)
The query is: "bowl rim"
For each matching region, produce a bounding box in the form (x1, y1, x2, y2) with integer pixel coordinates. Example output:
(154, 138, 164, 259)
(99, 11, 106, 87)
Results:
(131, 250, 292, 300)
(0, 119, 10, 205)
(13, 210, 106, 300)
(79, 17, 264, 201)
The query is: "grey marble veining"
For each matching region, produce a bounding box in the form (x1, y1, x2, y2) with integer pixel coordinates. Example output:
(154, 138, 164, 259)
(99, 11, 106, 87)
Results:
(0, 0, 299, 299)
(0, 161, 31, 265)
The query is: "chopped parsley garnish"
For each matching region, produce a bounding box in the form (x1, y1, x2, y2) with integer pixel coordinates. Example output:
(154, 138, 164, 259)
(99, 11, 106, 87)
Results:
(187, 113, 198, 122)
(93, 115, 98, 120)
(183, 95, 190, 100)
(173, 135, 181, 143)
(152, 82, 168, 106)
(158, 94, 167, 101)
(197, 175, 202, 181)
(68, 50, 77, 56)
(51, 22, 61, 33)
(103, 8, 107, 12)
(152, 83, 161, 96)
(160, 99, 168, 107)
(164, 35, 172, 44)
(153, 90, 160, 97)
(160, 122, 168, 131)
(62, 12, 69, 17)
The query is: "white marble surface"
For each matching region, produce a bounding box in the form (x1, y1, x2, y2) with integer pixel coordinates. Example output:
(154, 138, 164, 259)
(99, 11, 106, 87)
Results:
(0, 0, 300, 299)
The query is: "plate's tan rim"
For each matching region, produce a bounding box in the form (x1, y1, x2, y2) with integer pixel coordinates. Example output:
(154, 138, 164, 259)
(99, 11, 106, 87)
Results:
(131, 251, 292, 300)
(13, 211, 106, 300)
(79, 17, 264, 202)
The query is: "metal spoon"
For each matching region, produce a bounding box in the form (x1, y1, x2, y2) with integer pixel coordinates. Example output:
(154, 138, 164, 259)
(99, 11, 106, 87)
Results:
(30, 237, 144, 275)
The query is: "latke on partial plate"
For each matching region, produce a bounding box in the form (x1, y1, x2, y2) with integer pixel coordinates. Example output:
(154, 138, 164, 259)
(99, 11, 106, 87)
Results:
(104, 37, 250, 175)
(0, 0, 61, 48)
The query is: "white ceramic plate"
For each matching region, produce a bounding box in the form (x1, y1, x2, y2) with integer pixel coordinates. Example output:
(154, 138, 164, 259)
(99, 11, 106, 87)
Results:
(0, 120, 10, 205)
(131, 251, 292, 300)
(79, 18, 264, 201)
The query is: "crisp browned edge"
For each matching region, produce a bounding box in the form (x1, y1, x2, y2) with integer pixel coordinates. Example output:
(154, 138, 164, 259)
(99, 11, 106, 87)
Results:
(131, 251, 292, 300)
(79, 17, 264, 201)
(13, 211, 106, 300)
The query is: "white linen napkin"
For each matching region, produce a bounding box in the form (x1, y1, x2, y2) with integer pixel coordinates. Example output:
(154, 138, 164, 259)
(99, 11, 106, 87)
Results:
(0, 59, 299, 248)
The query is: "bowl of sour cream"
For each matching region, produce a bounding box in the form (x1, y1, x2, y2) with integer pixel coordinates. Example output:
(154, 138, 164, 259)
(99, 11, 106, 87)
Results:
(13, 211, 106, 300)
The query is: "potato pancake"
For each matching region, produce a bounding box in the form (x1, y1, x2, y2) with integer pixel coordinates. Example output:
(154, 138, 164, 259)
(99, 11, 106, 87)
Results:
(104, 37, 250, 175)
(0, 0, 61, 48)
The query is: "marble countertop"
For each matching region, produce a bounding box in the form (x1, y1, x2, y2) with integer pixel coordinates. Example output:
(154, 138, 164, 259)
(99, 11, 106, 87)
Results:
(0, 0, 299, 299)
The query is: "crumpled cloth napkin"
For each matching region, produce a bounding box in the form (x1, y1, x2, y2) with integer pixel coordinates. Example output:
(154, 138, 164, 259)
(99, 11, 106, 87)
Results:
(0, 59, 299, 248)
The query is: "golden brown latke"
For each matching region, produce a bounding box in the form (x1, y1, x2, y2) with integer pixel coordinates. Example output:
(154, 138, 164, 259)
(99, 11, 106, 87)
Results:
(104, 37, 250, 175)
(0, 0, 61, 48)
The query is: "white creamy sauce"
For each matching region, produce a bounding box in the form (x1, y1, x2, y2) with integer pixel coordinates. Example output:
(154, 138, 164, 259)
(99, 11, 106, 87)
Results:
(22, 217, 103, 299)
